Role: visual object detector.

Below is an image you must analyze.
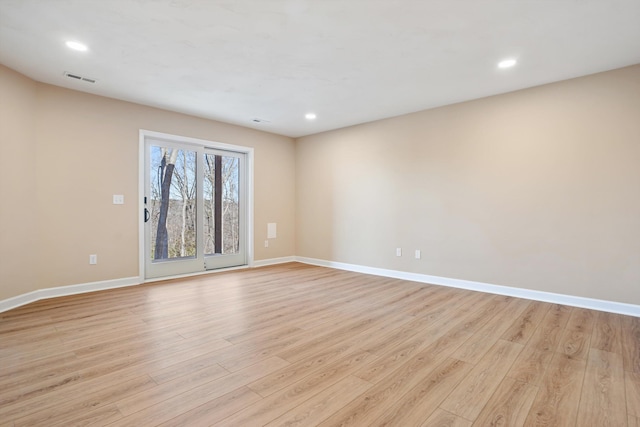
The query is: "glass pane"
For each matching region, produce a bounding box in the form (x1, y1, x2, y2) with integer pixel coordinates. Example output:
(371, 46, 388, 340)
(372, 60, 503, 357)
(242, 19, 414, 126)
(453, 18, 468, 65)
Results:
(204, 153, 240, 255)
(149, 146, 197, 261)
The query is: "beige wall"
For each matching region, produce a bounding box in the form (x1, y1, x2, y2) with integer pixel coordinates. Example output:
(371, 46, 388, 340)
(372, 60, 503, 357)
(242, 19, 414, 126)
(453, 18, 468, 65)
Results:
(0, 65, 296, 299)
(0, 66, 39, 299)
(2, 63, 639, 306)
(296, 65, 640, 305)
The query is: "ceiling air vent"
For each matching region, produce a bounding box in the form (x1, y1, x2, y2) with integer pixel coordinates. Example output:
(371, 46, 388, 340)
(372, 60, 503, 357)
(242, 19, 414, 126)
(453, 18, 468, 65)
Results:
(64, 71, 97, 84)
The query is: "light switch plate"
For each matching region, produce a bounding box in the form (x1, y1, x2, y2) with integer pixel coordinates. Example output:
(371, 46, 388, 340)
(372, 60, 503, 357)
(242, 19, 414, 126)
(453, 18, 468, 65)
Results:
(113, 194, 124, 205)
(267, 223, 277, 239)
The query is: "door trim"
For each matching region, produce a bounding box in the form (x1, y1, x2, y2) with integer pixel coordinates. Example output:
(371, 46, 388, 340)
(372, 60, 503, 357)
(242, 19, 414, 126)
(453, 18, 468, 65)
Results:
(138, 129, 254, 282)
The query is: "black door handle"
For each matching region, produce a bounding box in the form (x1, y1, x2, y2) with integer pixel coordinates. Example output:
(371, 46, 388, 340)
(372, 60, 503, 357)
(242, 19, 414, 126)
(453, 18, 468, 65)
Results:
(144, 208, 150, 223)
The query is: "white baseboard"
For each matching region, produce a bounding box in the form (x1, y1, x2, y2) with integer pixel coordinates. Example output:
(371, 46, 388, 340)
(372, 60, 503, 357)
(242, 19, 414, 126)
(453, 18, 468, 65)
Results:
(295, 256, 640, 317)
(252, 256, 297, 268)
(0, 257, 295, 313)
(0, 256, 295, 313)
(0, 277, 140, 313)
(0, 291, 39, 314)
(3, 257, 638, 318)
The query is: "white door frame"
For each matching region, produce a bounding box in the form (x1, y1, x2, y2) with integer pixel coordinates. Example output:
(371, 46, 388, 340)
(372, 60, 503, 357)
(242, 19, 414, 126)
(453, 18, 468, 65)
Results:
(138, 129, 254, 282)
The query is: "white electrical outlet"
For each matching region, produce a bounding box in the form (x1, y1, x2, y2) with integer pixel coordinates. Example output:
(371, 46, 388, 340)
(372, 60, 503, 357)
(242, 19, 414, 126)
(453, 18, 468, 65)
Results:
(415, 250, 421, 259)
(89, 254, 97, 264)
(113, 194, 124, 205)
(396, 248, 402, 257)
(264, 240, 269, 248)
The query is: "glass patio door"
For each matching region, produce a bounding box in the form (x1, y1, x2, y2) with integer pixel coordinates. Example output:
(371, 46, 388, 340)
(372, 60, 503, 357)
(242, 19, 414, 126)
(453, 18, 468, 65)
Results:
(143, 135, 247, 279)
(203, 148, 246, 270)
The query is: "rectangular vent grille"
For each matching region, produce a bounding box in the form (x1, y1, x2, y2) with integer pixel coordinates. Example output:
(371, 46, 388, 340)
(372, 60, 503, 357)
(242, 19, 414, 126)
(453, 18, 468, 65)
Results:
(64, 72, 97, 84)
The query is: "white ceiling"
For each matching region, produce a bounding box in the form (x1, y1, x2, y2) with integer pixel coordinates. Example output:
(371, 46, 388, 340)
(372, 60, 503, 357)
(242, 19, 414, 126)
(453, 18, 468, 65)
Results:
(1, 0, 639, 138)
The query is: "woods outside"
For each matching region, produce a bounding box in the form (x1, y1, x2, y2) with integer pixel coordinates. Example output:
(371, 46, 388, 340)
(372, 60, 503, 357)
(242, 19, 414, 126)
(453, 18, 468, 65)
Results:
(149, 146, 240, 260)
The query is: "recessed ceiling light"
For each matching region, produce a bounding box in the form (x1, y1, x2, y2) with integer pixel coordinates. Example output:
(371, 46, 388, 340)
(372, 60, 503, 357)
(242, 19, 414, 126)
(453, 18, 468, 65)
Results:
(305, 113, 317, 120)
(66, 40, 88, 52)
(498, 58, 517, 69)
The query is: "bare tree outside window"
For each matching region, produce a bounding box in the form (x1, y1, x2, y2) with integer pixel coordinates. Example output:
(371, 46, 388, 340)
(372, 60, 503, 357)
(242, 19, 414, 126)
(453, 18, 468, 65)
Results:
(149, 146, 238, 262)
(204, 154, 240, 255)
(149, 146, 197, 260)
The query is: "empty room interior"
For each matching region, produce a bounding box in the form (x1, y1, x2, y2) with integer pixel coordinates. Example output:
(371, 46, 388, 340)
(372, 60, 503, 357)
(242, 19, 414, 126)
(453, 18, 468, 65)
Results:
(1, 1, 639, 426)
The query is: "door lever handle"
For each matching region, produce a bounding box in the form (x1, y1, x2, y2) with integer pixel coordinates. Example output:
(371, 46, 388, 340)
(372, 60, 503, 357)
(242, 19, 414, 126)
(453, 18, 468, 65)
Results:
(144, 208, 150, 223)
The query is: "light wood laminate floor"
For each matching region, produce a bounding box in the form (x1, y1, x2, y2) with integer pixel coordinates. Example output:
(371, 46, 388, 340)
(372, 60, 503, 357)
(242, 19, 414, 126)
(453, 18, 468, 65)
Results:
(1, 263, 638, 426)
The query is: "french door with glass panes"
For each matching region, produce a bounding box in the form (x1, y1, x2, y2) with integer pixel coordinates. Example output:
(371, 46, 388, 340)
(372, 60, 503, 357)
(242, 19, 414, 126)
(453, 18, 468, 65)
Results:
(143, 133, 248, 279)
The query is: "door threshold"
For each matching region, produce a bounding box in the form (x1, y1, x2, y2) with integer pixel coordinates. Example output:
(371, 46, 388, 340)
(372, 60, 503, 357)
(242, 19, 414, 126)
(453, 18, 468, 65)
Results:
(144, 264, 250, 283)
